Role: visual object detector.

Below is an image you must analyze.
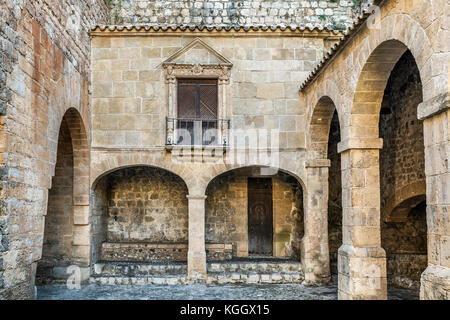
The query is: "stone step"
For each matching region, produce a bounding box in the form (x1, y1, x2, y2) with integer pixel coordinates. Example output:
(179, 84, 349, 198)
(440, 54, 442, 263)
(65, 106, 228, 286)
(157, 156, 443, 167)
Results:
(89, 272, 304, 285)
(206, 272, 304, 284)
(207, 261, 303, 274)
(94, 261, 302, 275)
(93, 262, 187, 276)
(89, 275, 187, 285)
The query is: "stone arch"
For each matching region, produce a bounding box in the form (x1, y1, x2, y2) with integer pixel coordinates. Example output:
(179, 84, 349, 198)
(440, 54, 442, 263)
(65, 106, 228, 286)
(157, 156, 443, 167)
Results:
(349, 13, 434, 140)
(90, 154, 197, 194)
(90, 164, 190, 265)
(37, 107, 90, 284)
(91, 162, 188, 191)
(204, 165, 305, 260)
(307, 95, 341, 160)
(201, 162, 306, 198)
(63, 108, 90, 209)
(383, 181, 427, 223)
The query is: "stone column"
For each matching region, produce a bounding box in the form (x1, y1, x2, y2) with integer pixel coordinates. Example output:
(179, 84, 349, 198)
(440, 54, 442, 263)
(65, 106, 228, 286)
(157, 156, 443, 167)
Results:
(301, 159, 331, 284)
(187, 195, 207, 281)
(418, 93, 450, 300)
(337, 138, 387, 300)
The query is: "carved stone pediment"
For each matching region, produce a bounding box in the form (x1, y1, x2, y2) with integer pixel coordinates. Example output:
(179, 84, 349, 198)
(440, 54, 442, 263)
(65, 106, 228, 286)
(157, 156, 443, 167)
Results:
(162, 38, 232, 84)
(162, 38, 232, 149)
(162, 37, 233, 66)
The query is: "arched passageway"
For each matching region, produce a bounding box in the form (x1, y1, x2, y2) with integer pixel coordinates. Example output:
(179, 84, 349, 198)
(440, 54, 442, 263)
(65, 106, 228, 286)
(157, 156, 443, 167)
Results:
(307, 95, 341, 282)
(205, 166, 304, 261)
(327, 110, 342, 275)
(379, 50, 427, 292)
(91, 166, 189, 264)
(36, 108, 89, 284)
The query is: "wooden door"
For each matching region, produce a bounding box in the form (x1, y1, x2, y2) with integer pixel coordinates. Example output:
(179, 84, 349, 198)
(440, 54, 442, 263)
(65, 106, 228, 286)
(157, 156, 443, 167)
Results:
(248, 178, 273, 255)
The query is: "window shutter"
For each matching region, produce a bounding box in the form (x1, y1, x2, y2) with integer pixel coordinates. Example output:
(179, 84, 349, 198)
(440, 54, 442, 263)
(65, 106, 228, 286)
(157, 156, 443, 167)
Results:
(177, 79, 218, 119)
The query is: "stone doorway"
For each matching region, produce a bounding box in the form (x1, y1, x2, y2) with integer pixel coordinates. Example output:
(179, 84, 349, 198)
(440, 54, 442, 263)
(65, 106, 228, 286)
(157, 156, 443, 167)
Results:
(248, 177, 273, 256)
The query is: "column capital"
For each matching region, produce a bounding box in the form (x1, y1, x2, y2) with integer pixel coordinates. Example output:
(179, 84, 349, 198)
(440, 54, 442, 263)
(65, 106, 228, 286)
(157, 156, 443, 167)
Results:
(337, 138, 383, 153)
(187, 195, 207, 200)
(418, 91, 450, 120)
(305, 159, 331, 168)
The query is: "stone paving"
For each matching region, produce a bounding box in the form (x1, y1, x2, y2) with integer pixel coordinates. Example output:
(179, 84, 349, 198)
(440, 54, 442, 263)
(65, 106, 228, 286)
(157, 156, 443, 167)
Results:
(36, 282, 419, 300)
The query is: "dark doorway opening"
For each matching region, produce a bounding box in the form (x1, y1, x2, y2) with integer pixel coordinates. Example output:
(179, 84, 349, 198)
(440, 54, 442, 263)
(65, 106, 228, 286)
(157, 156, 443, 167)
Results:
(248, 178, 273, 255)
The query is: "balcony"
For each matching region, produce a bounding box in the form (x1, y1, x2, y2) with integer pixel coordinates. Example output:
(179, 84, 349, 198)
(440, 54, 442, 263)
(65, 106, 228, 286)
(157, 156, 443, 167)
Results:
(166, 117, 230, 148)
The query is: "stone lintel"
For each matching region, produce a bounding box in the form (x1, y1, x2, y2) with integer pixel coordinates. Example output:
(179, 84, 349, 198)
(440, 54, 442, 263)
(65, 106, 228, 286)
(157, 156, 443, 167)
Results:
(337, 138, 383, 154)
(305, 159, 331, 168)
(418, 92, 450, 120)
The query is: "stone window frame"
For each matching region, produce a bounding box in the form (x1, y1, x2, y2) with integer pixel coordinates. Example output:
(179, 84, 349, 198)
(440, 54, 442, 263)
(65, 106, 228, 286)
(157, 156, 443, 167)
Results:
(162, 62, 232, 146)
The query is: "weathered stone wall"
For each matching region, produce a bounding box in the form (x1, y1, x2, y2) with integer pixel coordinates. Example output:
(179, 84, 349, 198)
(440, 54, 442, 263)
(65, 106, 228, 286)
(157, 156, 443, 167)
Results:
(106, 166, 189, 243)
(205, 168, 302, 258)
(91, 33, 329, 149)
(206, 170, 247, 257)
(0, 0, 108, 299)
(327, 110, 341, 274)
(382, 202, 427, 289)
(274, 172, 303, 258)
(107, 0, 360, 30)
(387, 253, 427, 291)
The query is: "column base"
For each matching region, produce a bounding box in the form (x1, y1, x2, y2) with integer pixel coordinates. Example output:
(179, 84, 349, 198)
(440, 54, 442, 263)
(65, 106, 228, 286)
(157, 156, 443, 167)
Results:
(300, 236, 331, 285)
(187, 250, 207, 281)
(420, 265, 450, 300)
(338, 244, 387, 300)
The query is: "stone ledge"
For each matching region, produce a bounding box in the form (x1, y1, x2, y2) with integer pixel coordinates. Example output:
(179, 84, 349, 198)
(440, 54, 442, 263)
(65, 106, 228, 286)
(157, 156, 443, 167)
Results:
(100, 242, 232, 262)
(418, 92, 450, 120)
(337, 138, 383, 153)
(305, 159, 331, 168)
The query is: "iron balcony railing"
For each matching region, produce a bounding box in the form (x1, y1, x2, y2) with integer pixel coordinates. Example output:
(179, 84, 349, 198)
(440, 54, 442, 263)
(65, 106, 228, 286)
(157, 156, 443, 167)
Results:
(166, 117, 230, 146)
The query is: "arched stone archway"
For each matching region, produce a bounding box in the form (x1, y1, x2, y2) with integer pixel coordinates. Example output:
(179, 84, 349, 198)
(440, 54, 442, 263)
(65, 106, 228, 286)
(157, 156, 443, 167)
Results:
(205, 166, 305, 261)
(339, 35, 430, 299)
(90, 165, 190, 267)
(378, 50, 427, 293)
(304, 94, 343, 285)
(36, 108, 90, 284)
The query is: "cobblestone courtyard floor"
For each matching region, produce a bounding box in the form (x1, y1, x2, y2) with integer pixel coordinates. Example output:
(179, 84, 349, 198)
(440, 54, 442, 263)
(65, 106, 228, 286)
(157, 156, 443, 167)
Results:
(37, 282, 419, 300)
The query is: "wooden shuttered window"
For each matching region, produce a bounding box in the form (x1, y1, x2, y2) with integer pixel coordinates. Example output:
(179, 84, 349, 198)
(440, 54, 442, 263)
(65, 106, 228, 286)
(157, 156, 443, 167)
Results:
(176, 79, 219, 145)
(177, 79, 218, 120)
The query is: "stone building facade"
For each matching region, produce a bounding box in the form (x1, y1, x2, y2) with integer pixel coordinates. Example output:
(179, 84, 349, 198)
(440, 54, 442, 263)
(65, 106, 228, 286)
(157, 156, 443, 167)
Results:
(0, 0, 449, 300)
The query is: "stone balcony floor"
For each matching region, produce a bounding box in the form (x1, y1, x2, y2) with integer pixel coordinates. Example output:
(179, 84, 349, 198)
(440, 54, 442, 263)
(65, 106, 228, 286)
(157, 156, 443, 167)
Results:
(36, 281, 419, 300)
